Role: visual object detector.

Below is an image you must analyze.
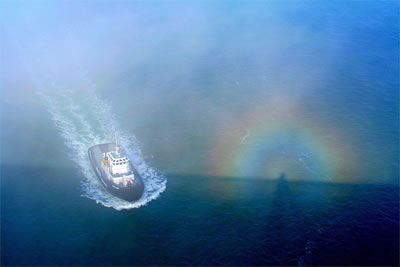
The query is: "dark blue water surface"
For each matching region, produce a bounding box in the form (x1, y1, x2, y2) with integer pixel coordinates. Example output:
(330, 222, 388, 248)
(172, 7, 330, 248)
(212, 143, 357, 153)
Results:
(1, 167, 399, 266)
(1, 0, 399, 265)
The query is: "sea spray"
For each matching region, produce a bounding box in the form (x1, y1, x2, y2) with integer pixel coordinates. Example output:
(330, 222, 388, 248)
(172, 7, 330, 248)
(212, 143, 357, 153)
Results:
(40, 87, 166, 210)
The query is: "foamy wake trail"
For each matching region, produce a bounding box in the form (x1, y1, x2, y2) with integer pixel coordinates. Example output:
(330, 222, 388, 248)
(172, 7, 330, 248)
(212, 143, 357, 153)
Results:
(40, 86, 166, 210)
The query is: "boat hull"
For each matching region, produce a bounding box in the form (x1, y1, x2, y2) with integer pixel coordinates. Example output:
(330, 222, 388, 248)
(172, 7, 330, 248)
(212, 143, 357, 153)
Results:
(88, 143, 144, 202)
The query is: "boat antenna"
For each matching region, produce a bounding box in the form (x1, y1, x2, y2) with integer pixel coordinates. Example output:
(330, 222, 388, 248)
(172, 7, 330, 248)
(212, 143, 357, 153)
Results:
(115, 137, 119, 155)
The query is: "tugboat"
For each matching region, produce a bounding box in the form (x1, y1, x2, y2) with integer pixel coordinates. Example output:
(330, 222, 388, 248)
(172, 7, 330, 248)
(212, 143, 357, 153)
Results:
(88, 139, 144, 201)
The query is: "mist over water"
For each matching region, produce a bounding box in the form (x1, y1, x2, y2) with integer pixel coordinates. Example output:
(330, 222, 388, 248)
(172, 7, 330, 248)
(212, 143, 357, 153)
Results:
(2, 0, 398, 185)
(38, 82, 166, 210)
(1, 1, 399, 265)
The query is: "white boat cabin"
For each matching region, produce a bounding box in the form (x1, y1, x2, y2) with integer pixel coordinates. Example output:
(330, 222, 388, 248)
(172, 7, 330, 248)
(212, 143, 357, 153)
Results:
(107, 151, 129, 175)
(101, 144, 135, 186)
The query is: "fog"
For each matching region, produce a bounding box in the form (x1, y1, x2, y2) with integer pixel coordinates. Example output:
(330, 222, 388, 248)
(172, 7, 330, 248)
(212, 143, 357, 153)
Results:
(1, 1, 398, 183)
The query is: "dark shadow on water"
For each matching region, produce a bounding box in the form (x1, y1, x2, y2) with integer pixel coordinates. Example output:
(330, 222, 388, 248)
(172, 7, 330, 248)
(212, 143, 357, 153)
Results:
(258, 173, 299, 265)
(1, 165, 399, 266)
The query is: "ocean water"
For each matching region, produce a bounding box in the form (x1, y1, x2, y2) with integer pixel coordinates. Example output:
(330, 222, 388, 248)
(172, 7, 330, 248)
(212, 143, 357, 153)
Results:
(2, 171, 399, 266)
(1, 0, 399, 265)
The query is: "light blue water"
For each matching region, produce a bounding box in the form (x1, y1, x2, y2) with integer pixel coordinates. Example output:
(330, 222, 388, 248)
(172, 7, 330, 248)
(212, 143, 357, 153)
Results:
(1, 0, 399, 265)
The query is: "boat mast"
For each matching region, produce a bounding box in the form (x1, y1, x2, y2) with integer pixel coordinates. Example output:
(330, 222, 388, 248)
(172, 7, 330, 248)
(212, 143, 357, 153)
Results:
(115, 137, 119, 155)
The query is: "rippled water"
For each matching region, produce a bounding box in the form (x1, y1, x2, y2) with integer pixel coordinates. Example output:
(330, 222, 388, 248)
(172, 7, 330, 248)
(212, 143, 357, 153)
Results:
(1, 0, 399, 265)
(1, 172, 398, 265)
(40, 86, 166, 210)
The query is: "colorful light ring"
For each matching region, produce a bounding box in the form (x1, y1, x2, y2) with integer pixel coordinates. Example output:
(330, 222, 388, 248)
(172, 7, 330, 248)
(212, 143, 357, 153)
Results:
(210, 104, 359, 183)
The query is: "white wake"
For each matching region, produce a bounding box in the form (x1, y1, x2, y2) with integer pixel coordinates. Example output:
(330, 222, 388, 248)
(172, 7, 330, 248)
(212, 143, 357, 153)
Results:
(40, 85, 166, 210)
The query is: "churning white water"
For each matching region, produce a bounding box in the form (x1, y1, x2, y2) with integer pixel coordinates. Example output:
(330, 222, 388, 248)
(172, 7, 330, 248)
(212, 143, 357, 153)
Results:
(40, 85, 166, 210)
